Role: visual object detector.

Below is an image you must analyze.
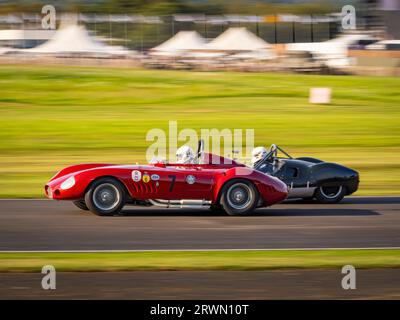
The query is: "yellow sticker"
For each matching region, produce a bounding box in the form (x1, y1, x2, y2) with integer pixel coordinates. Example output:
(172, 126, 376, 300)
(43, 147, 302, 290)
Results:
(142, 173, 150, 183)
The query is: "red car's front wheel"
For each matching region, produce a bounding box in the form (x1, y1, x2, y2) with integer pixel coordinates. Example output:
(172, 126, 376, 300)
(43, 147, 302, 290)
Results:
(85, 177, 126, 216)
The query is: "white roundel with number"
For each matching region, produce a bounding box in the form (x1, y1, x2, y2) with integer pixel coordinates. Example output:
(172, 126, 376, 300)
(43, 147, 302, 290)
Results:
(186, 175, 196, 185)
(132, 170, 142, 182)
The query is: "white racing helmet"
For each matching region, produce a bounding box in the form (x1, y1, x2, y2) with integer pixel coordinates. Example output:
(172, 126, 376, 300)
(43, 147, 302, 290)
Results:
(251, 146, 267, 165)
(176, 145, 195, 164)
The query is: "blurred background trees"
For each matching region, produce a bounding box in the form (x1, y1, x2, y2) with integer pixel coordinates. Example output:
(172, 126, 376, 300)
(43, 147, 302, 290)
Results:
(0, 0, 339, 15)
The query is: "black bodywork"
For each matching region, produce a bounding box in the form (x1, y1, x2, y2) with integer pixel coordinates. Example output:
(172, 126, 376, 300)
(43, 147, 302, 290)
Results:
(254, 145, 359, 203)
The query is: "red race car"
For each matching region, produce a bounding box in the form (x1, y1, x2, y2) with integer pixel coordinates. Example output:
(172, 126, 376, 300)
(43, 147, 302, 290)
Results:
(45, 140, 287, 216)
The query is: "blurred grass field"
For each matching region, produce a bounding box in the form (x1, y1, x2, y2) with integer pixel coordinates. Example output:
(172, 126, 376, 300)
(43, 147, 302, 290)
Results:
(0, 65, 399, 197)
(1, 249, 399, 272)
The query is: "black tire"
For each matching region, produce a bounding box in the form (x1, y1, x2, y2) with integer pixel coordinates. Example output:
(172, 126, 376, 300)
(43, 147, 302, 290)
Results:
(220, 179, 259, 216)
(84, 177, 126, 216)
(314, 185, 346, 204)
(73, 199, 89, 211)
(210, 203, 225, 214)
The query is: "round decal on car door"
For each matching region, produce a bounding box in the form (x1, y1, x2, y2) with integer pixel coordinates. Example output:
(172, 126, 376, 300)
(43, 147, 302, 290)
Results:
(132, 170, 141, 182)
(186, 175, 196, 185)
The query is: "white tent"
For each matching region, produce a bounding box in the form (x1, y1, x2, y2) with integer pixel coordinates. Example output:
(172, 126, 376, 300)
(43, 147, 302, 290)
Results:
(150, 31, 207, 56)
(24, 24, 129, 55)
(285, 34, 377, 67)
(206, 27, 276, 59)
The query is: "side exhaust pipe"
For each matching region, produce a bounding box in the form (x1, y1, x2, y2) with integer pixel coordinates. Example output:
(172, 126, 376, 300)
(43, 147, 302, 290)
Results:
(149, 199, 211, 209)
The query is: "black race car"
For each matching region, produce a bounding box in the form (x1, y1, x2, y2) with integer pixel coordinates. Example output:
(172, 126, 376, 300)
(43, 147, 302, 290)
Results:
(253, 145, 359, 203)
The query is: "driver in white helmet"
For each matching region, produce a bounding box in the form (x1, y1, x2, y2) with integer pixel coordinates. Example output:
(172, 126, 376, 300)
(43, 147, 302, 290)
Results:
(176, 145, 196, 164)
(251, 146, 267, 166)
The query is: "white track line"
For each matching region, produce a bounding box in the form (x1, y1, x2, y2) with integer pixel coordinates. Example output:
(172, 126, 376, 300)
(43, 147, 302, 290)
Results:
(1, 247, 400, 253)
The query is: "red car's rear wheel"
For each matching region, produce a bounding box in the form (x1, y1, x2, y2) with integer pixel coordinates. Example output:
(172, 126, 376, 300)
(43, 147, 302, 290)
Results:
(220, 179, 259, 216)
(85, 177, 126, 216)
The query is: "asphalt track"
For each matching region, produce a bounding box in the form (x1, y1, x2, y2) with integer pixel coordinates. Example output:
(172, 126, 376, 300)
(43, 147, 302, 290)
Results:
(1, 269, 400, 299)
(0, 197, 399, 251)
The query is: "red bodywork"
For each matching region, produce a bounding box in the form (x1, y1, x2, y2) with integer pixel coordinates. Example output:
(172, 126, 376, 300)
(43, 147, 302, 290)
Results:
(45, 153, 288, 207)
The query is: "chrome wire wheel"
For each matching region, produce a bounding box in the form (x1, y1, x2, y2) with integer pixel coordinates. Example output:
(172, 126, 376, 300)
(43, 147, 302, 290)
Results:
(220, 180, 259, 216)
(85, 177, 126, 216)
(226, 183, 253, 210)
(92, 183, 121, 211)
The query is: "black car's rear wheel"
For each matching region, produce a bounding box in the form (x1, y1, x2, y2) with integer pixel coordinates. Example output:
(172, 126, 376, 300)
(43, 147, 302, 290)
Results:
(73, 199, 89, 211)
(85, 178, 126, 216)
(314, 185, 346, 203)
(220, 179, 259, 216)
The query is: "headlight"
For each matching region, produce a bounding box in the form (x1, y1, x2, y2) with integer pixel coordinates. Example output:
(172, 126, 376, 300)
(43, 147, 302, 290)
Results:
(60, 176, 75, 190)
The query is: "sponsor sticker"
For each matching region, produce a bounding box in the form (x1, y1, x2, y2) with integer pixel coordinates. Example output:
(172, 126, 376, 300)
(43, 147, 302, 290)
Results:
(186, 175, 196, 185)
(151, 174, 160, 181)
(132, 170, 141, 182)
(142, 173, 150, 183)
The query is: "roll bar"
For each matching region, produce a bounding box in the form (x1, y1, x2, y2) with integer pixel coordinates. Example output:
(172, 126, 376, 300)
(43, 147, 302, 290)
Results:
(253, 144, 292, 170)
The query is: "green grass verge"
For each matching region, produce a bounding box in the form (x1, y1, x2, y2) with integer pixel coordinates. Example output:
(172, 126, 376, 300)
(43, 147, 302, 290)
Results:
(1, 249, 399, 272)
(0, 65, 399, 197)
